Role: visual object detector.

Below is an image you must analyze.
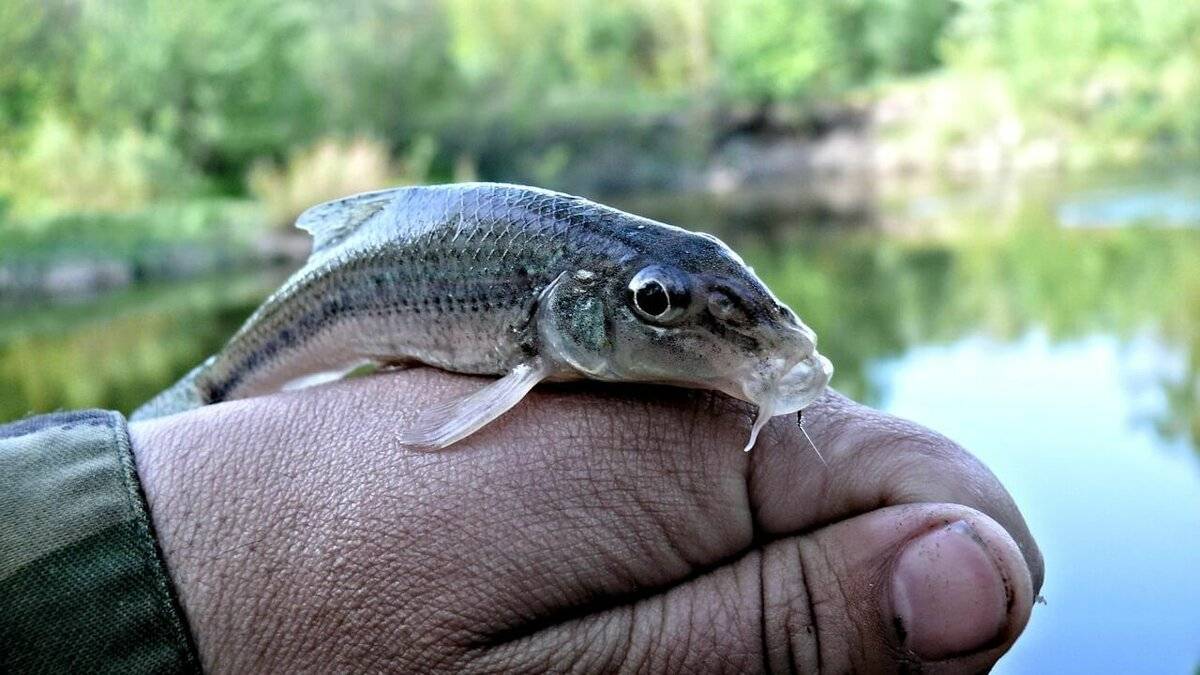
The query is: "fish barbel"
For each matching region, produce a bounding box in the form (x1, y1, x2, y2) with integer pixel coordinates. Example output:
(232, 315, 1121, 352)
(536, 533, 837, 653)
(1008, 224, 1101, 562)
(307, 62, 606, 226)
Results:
(133, 183, 833, 450)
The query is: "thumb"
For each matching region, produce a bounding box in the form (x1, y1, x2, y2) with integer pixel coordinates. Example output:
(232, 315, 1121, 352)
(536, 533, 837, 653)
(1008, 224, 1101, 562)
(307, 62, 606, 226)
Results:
(483, 502, 1037, 672)
(762, 502, 1036, 673)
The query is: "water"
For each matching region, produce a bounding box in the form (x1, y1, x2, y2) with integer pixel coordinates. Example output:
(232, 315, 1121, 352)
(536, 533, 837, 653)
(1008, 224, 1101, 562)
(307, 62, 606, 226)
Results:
(2, 170, 1198, 672)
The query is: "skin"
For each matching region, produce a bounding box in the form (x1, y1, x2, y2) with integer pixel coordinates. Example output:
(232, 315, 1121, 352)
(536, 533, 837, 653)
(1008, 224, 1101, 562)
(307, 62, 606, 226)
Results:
(130, 368, 1044, 673)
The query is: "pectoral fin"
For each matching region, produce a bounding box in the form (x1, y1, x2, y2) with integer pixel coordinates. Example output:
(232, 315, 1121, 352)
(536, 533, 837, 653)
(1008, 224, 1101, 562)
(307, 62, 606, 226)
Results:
(397, 358, 554, 450)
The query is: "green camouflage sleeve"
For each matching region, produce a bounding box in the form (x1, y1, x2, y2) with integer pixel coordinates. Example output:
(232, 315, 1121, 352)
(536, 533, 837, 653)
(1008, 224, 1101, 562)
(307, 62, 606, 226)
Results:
(0, 410, 201, 674)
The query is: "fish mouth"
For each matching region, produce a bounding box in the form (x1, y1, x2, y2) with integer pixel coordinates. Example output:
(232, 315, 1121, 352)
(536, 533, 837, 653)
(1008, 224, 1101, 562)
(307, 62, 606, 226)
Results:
(759, 351, 833, 415)
(740, 351, 833, 451)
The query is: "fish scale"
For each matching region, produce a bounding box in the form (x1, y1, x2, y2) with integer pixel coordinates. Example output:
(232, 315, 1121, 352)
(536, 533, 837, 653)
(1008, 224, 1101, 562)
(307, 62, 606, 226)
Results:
(132, 182, 832, 453)
(136, 185, 602, 414)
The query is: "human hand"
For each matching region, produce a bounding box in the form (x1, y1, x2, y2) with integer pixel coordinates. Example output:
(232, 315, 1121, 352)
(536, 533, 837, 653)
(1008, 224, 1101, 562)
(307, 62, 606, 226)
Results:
(130, 369, 1043, 673)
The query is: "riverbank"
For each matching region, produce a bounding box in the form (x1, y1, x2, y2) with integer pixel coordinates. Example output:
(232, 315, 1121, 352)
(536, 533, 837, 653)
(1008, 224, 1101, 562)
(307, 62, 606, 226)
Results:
(4, 71, 1195, 300)
(0, 201, 304, 300)
(487, 73, 1194, 198)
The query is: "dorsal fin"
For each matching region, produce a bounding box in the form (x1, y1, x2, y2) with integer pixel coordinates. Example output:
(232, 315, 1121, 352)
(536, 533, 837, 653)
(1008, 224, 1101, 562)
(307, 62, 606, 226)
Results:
(295, 188, 403, 258)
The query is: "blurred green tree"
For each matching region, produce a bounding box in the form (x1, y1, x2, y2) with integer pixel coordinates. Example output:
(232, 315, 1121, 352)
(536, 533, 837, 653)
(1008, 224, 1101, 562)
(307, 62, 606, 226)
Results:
(1, 0, 1199, 218)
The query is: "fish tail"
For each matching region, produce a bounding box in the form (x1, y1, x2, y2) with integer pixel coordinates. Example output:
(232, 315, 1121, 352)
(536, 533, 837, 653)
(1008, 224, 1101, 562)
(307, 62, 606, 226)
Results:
(130, 360, 211, 421)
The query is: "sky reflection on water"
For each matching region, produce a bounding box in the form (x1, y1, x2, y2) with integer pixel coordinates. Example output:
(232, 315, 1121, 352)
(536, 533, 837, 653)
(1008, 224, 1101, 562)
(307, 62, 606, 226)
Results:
(878, 332, 1200, 673)
(1057, 172, 1200, 229)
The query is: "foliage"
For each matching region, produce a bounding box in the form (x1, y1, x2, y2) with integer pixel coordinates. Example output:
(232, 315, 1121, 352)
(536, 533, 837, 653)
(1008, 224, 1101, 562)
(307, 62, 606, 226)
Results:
(0, 0, 1198, 218)
(0, 115, 200, 215)
(70, 0, 319, 178)
(714, 0, 954, 100)
(248, 136, 435, 229)
(941, 0, 1200, 154)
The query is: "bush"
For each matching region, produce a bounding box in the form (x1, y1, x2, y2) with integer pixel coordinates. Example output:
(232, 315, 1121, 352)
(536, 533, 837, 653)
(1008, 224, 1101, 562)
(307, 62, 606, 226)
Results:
(0, 115, 201, 216)
(247, 136, 435, 229)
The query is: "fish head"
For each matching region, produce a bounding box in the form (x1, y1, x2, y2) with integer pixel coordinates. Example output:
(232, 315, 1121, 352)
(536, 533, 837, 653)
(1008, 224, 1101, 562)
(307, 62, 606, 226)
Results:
(538, 228, 832, 447)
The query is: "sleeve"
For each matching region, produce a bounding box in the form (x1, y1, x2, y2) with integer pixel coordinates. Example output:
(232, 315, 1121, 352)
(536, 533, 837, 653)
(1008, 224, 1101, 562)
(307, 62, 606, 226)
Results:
(0, 410, 201, 674)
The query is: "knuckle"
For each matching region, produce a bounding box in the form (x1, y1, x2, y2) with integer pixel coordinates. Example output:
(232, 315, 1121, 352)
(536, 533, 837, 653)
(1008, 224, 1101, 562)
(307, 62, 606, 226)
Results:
(761, 540, 824, 673)
(764, 534, 910, 674)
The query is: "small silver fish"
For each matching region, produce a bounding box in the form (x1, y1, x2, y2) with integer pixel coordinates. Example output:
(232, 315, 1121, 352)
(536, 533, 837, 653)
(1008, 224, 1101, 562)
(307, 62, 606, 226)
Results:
(133, 183, 833, 451)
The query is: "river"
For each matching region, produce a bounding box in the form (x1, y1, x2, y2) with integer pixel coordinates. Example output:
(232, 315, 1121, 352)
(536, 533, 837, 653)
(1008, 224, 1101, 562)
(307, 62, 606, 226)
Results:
(2, 168, 1198, 673)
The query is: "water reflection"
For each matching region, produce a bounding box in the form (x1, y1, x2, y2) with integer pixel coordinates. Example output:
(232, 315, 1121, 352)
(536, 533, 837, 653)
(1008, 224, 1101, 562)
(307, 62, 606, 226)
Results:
(626, 183, 1200, 459)
(1058, 171, 1200, 228)
(0, 274, 283, 420)
(878, 332, 1200, 674)
(2, 171, 1198, 672)
(3, 176, 1199, 457)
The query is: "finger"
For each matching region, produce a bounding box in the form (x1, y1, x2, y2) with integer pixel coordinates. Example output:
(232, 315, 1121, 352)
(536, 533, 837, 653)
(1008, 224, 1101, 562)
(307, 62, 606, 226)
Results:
(473, 503, 1035, 674)
(273, 371, 1036, 624)
(133, 368, 1039, 660)
(131, 370, 755, 665)
(751, 390, 1045, 592)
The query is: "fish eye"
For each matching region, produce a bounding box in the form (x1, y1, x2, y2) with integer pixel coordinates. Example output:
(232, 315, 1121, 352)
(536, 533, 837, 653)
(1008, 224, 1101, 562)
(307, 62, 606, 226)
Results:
(628, 266, 690, 323)
(635, 281, 670, 316)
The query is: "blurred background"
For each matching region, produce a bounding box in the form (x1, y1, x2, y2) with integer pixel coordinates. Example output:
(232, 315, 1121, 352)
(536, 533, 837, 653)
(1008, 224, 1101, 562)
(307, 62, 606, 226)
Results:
(1, 0, 1198, 671)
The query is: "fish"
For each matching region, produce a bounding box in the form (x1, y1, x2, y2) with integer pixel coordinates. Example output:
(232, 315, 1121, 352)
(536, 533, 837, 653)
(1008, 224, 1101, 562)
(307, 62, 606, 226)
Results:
(132, 183, 833, 451)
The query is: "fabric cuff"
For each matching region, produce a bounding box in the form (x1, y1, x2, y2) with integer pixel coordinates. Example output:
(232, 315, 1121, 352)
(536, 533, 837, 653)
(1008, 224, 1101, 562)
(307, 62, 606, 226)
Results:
(0, 410, 201, 673)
